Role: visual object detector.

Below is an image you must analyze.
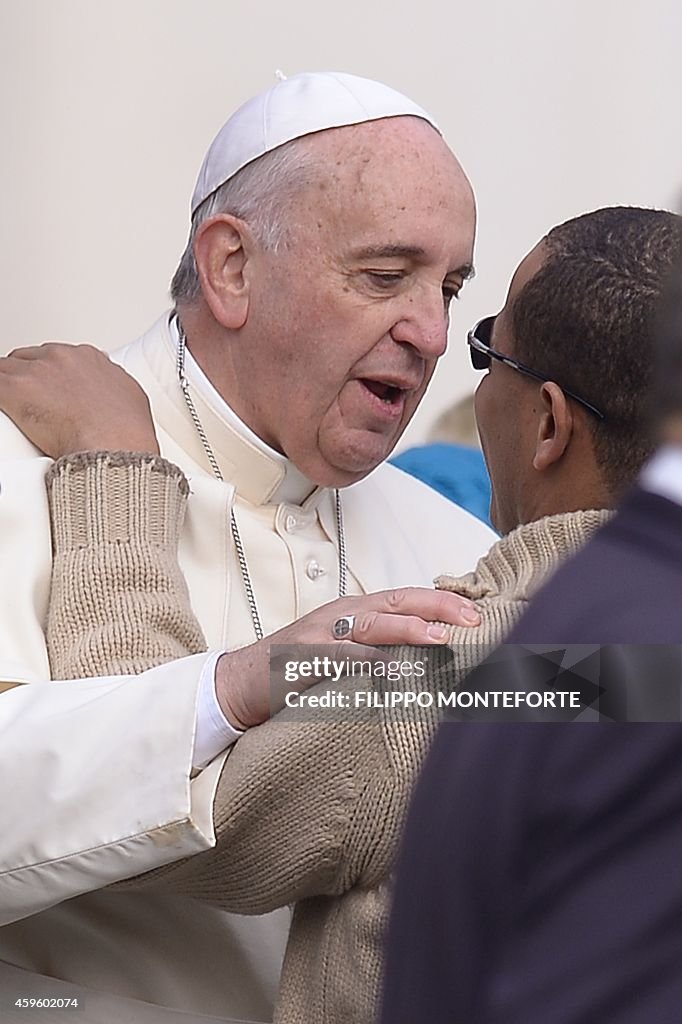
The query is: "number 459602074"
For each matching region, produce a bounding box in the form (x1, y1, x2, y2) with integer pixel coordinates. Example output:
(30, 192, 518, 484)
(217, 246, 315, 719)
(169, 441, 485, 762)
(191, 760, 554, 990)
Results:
(14, 997, 80, 1009)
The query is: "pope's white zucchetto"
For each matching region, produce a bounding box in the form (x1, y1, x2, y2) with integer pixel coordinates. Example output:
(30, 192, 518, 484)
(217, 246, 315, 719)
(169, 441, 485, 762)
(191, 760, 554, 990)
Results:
(191, 71, 440, 215)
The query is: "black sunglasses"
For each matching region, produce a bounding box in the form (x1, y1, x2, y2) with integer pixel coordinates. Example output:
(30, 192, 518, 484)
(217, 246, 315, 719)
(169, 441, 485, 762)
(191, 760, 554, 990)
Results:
(467, 316, 605, 421)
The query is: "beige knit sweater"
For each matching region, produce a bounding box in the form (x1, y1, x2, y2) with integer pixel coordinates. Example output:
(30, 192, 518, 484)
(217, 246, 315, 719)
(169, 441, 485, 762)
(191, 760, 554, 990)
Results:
(46, 451, 611, 1024)
(46, 451, 206, 677)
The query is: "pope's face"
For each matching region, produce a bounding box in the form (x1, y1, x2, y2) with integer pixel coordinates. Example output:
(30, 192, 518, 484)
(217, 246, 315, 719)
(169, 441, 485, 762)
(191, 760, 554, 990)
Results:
(233, 117, 476, 487)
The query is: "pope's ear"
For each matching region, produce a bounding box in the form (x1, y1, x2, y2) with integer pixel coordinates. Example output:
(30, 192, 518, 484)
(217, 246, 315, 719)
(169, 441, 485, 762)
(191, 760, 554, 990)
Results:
(532, 382, 573, 472)
(193, 215, 252, 329)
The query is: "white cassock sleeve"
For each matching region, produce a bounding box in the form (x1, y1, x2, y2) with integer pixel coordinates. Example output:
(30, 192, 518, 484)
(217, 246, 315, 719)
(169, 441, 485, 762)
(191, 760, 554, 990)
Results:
(0, 656, 225, 926)
(0, 449, 223, 926)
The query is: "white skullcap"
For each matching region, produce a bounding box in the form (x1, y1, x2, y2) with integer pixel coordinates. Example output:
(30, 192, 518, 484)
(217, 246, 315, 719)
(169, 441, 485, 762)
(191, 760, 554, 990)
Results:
(190, 71, 440, 214)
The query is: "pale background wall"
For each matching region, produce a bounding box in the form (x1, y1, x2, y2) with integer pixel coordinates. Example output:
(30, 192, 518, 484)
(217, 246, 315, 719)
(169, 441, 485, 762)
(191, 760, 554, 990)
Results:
(1, 0, 680, 450)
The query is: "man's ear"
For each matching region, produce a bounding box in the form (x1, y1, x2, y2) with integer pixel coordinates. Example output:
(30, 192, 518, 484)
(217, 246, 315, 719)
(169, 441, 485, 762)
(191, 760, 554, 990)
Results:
(532, 382, 574, 471)
(193, 215, 253, 329)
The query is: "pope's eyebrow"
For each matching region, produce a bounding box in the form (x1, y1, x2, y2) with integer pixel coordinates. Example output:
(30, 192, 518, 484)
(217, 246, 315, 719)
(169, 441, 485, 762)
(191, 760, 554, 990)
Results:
(351, 244, 476, 281)
(352, 244, 427, 260)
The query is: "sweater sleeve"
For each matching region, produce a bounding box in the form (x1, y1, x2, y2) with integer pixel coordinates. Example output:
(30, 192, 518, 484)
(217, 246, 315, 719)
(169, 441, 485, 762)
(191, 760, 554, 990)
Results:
(40, 452, 505, 918)
(43, 453, 400, 910)
(45, 451, 207, 678)
(135, 651, 466, 915)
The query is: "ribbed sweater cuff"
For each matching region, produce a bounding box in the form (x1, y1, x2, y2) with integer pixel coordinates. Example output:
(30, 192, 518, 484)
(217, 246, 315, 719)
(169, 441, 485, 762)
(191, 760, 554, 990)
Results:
(46, 451, 189, 552)
(45, 450, 206, 680)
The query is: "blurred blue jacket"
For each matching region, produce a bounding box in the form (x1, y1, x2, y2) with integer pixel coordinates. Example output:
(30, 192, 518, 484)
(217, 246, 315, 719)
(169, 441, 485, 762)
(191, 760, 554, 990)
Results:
(391, 442, 493, 527)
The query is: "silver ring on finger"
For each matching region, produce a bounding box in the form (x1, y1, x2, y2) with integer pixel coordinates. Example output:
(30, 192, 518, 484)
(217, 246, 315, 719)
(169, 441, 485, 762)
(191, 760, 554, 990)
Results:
(332, 615, 356, 640)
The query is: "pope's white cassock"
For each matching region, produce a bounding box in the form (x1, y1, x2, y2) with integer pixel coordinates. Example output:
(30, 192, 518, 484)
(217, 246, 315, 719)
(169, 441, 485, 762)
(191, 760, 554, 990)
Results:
(0, 313, 495, 1023)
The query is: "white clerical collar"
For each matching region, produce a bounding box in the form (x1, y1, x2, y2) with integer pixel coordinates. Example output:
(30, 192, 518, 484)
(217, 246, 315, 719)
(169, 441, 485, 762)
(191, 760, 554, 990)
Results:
(639, 444, 682, 509)
(169, 316, 317, 506)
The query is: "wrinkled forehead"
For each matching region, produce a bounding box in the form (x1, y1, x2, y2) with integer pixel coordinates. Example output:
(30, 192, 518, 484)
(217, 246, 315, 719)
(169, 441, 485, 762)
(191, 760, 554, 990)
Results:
(295, 117, 475, 260)
(310, 115, 467, 187)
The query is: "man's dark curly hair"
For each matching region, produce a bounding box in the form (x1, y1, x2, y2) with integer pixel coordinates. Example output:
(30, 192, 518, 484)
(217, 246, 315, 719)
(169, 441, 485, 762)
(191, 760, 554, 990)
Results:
(654, 247, 682, 427)
(511, 206, 681, 494)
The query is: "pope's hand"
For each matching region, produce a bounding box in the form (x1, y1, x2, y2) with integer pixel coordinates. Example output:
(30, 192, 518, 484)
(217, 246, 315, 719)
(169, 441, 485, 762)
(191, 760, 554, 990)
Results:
(215, 587, 481, 729)
(0, 343, 159, 457)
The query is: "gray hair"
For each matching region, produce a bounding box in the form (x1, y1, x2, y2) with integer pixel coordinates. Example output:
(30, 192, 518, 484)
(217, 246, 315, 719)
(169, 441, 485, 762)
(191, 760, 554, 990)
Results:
(170, 136, 322, 305)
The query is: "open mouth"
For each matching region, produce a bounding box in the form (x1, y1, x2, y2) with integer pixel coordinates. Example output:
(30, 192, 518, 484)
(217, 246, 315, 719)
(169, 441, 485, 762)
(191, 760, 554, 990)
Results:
(360, 379, 404, 405)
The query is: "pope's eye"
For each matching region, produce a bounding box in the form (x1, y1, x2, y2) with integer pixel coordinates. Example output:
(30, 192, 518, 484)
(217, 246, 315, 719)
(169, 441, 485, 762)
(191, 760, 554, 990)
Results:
(367, 272, 403, 288)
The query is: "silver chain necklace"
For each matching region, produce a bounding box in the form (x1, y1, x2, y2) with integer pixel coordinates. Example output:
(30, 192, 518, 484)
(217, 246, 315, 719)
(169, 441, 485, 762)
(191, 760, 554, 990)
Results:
(175, 323, 347, 641)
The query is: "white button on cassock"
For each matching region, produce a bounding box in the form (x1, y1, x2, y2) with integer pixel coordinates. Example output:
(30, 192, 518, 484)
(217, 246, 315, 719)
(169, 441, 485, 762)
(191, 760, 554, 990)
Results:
(305, 560, 325, 580)
(283, 509, 314, 533)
